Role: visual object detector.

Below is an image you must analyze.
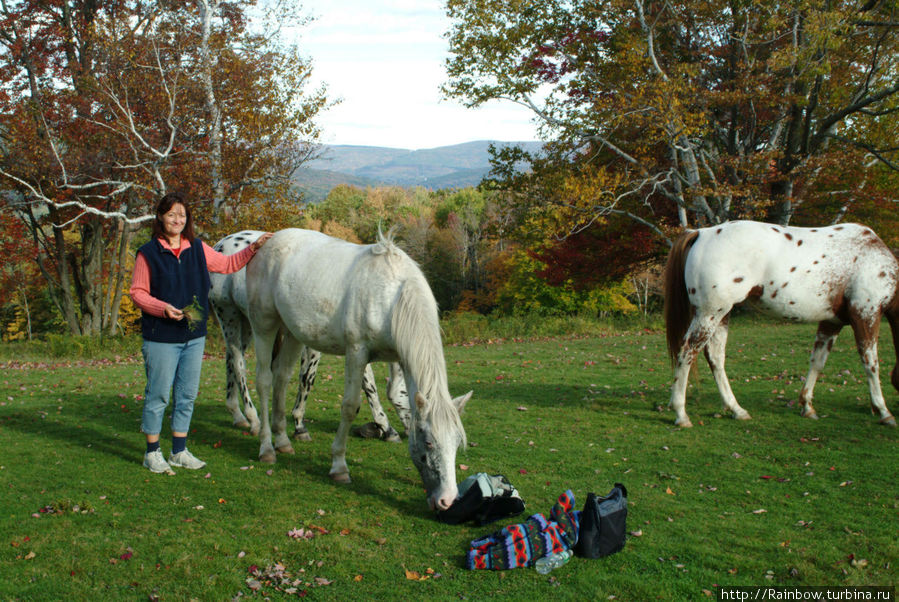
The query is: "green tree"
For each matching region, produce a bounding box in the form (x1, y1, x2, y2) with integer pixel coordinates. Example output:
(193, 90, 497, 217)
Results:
(445, 0, 899, 236)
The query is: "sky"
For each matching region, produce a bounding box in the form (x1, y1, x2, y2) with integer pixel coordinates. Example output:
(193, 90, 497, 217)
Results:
(291, 0, 541, 150)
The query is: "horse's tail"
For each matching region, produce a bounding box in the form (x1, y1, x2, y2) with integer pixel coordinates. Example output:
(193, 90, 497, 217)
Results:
(664, 230, 700, 364)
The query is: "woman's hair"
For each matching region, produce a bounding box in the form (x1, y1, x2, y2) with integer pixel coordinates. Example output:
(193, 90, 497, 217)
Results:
(151, 192, 196, 242)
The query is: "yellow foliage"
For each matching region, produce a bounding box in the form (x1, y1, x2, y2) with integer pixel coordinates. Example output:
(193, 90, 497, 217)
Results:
(322, 220, 361, 243)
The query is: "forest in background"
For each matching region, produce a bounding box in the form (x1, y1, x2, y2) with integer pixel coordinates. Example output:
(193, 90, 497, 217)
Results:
(2, 1, 898, 340)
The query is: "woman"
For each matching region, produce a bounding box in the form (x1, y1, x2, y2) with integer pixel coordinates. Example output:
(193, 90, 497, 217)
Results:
(130, 192, 272, 474)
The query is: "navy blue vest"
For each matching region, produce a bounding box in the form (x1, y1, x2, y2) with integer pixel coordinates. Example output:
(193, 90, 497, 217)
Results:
(138, 237, 211, 343)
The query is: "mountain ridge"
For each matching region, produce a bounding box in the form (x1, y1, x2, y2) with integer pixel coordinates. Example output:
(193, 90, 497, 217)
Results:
(293, 140, 542, 202)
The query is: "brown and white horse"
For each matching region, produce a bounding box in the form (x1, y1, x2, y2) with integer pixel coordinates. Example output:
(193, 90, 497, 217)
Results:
(664, 220, 899, 428)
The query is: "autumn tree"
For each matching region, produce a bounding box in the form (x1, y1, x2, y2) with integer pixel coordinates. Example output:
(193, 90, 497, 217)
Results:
(0, 1, 326, 336)
(444, 0, 899, 249)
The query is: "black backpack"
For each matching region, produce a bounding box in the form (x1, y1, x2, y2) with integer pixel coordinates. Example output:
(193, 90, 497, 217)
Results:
(437, 473, 525, 526)
(575, 483, 628, 558)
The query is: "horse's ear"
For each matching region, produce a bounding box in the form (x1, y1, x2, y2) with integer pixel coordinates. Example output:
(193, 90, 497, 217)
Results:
(415, 392, 427, 412)
(453, 390, 473, 413)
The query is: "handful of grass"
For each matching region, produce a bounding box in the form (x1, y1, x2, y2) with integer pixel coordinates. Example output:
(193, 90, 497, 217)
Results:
(181, 295, 204, 329)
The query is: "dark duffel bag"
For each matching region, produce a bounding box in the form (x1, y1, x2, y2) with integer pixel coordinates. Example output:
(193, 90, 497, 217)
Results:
(575, 483, 628, 558)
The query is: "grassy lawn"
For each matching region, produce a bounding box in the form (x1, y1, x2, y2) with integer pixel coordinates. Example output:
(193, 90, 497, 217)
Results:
(1, 316, 897, 600)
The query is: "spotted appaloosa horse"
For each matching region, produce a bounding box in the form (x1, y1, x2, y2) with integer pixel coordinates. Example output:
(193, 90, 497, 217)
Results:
(209, 231, 411, 442)
(245, 228, 472, 511)
(664, 220, 899, 428)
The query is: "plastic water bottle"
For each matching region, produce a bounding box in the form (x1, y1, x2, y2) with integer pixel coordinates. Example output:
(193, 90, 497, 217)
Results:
(535, 549, 573, 574)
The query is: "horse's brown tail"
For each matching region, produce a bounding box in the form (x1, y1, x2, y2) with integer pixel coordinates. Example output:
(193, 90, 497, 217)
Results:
(664, 230, 700, 364)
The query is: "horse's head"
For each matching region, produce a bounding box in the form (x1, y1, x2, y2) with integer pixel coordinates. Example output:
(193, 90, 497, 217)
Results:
(409, 391, 472, 511)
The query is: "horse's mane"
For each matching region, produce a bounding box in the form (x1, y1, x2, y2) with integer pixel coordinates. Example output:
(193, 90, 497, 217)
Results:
(390, 264, 466, 446)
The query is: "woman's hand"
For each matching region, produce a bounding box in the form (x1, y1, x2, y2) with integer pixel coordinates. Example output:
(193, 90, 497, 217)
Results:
(252, 232, 274, 251)
(164, 305, 184, 320)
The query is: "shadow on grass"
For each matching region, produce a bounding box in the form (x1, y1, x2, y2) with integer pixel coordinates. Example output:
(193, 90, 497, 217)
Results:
(0, 394, 145, 465)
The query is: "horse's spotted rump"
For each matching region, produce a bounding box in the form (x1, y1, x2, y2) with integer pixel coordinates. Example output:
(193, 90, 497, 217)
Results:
(785, 233, 793, 241)
(734, 277, 744, 283)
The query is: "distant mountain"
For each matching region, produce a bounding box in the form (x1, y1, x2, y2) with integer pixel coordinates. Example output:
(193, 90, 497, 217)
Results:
(292, 140, 543, 203)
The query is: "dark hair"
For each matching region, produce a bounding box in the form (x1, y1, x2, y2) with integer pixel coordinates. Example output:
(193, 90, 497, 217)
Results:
(151, 192, 196, 242)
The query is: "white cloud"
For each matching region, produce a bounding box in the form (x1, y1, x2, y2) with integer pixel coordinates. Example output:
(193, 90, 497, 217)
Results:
(288, 0, 540, 149)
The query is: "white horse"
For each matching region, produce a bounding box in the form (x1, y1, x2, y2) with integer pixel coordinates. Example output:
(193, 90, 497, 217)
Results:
(245, 228, 472, 511)
(209, 231, 411, 442)
(664, 220, 899, 428)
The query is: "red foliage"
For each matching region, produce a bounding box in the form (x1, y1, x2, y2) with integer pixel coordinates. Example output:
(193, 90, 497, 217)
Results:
(532, 219, 664, 289)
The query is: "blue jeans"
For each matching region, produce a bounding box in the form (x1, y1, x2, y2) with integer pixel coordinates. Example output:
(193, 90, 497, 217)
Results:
(141, 337, 206, 435)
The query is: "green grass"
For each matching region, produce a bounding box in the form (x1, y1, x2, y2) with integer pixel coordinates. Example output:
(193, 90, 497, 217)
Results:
(1, 316, 897, 600)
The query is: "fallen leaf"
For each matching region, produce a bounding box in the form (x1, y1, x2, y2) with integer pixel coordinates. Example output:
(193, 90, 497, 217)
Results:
(459, 464, 469, 471)
(354, 575, 363, 582)
(665, 487, 675, 495)
(24, 551, 35, 560)
(314, 577, 333, 586)
(752, 509, 767, 514)
(516, 405, 527, 411)
(405, 568, 421, 580)
(629, 530, 643, 537)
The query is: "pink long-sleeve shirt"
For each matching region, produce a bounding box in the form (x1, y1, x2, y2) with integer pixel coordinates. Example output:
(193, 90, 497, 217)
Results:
(129, 237, 256, 318)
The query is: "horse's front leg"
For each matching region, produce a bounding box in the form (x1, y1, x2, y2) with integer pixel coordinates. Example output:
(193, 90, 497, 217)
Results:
(329, 348, 368, 483)
(799, 321, 842, 420)
(357, 364, 401, 442)
(704, 317, 751, 421)
(849, 317, 897, 426)
(290, 347, 320, 441)
(217, 305, 257, 432)
(387, 362, 411, 433)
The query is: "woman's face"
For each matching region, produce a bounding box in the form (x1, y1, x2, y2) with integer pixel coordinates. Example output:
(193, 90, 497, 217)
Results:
(160, 203, 187, 239)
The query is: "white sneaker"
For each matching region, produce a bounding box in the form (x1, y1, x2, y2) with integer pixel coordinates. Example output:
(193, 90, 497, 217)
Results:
(143, 450, 175, 474)
(168, 449, 206, 469)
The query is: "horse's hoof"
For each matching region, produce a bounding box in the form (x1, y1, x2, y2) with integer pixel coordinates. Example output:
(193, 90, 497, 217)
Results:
(330, 472, 351, 484)
(353, 421, 386, 439)
(250, 425, 261, 437)
(675, 418, 693, 428)
(276, 444, 295, 455)
(259, 451, 277, 464)
(292, 430, 312, 441)
(385, 431, 402, 443)
(735, 412, 752, 421)
(234, 419, 251, 430)
(802, 411, 819, 420)
(879, 415, 897, 427)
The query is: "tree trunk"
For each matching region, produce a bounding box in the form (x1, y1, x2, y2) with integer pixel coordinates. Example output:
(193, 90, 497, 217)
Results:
(105, 220, 137, 336)
(199, 0, 226, 216)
